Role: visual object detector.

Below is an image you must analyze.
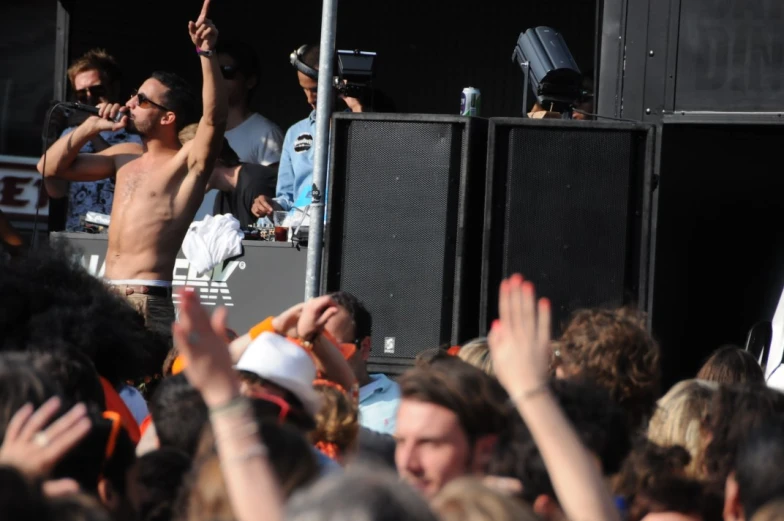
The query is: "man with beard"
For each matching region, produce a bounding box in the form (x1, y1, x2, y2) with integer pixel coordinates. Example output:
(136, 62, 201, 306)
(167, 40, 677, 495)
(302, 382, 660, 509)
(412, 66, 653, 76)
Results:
(37, 0, 226, 337)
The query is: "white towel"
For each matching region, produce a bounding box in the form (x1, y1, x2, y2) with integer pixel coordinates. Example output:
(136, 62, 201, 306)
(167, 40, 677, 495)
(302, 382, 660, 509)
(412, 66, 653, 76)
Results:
(182, 214, 244, 277)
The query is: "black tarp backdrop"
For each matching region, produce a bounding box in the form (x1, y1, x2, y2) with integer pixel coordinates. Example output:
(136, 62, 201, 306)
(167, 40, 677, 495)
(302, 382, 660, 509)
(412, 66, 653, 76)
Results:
(62, 0, 597, 132)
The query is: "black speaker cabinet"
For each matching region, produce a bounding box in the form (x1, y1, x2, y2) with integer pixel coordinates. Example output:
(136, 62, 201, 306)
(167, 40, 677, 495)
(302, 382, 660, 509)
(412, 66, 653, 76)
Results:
(481, 118, 656, 334)
(652, 119, 784, 388)
(324, 113, 488, 373)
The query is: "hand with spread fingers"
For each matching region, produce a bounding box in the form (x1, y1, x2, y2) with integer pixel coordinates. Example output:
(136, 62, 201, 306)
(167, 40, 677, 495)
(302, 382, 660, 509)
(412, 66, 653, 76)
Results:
(188, 0, 218, 52)
(0, 397, 91, 479)
(487, 274, 552, 399)
(172, 289, 238, 407)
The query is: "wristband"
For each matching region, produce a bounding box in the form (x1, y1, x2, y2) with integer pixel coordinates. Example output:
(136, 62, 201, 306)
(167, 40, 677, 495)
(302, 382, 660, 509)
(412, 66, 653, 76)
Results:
(209, 395, 250, 417)
(509, 382, 550, 405)
(249, 317, 276, 340)
(196, 47, 214, 57)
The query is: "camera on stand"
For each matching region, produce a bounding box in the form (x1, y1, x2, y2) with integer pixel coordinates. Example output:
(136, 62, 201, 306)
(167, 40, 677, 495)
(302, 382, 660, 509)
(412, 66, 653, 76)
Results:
(333, 50, 377, 100)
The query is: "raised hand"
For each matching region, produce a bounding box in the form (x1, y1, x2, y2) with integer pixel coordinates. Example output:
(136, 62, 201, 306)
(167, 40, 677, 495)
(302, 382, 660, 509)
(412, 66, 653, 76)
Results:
(297, 295, 340, 341)
(188, 0, 218, 52)
(0, 397, 91, 479)
(172, 289, 238, 407)
(487, 274, 552, 398)
(271, 302, 305, 338)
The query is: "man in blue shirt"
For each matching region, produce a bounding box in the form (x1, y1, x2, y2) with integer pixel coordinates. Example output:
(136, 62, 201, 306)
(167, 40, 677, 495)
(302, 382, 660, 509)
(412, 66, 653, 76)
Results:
(324, 291, 400, 435)
(251, 44, 363, 218)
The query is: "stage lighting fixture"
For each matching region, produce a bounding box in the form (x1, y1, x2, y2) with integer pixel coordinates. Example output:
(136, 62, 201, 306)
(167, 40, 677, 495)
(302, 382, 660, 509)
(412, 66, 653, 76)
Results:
(512, 26, 582, 116)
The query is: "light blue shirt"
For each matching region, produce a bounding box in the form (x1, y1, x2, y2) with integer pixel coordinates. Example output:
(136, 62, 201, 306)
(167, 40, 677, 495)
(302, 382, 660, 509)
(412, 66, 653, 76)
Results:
(358, 374, 401, 435)
(273, 111, 316, 212)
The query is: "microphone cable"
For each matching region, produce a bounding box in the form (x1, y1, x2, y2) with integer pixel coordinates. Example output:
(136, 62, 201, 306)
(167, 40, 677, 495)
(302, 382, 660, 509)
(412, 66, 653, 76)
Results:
(31, 101, 67, 251)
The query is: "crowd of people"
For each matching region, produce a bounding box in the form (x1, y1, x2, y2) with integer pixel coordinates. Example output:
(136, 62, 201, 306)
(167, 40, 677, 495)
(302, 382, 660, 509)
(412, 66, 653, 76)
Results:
(3, 241, 784, 521)
(2, 2, 783, 521)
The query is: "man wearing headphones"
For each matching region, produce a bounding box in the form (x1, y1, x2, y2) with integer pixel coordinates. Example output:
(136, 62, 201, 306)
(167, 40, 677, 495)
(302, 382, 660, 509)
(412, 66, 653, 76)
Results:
(251, 44, 363, 218)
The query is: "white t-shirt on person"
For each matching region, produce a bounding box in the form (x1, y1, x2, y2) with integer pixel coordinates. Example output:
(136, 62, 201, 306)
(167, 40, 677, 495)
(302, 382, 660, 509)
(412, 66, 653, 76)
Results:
(225, 113, 284, 166)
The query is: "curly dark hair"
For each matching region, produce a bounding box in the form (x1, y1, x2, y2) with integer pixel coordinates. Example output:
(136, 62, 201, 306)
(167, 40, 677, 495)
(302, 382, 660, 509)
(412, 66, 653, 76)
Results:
(0, 243, 166, 386)
(488, 379, 631, 503)
(613, 439, 722, 521)
(700, 384, 784, 487)
(696, 345, 765, 385)
(553, 307, 660, 431)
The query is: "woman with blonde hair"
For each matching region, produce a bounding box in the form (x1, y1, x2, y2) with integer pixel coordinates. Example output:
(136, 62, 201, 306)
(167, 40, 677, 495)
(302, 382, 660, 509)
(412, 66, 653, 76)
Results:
(457, 338, 493, 376)
(647, 379, 718, 478)
(432, 477, 539, 521)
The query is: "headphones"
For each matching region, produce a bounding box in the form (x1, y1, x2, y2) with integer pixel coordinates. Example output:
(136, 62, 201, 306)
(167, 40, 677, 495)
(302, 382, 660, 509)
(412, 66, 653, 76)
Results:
(289, 45, 319, 80)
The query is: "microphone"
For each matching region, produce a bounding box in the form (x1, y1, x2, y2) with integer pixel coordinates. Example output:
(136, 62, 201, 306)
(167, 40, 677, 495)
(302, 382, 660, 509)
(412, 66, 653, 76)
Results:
(59, 101, 126, 123)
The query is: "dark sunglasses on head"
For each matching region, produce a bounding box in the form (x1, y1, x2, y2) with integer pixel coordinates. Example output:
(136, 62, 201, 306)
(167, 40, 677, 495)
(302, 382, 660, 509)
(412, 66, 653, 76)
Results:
(131, 89, 172, 112)
(220, 65, 241, 80)
(75, 84, 107, 103)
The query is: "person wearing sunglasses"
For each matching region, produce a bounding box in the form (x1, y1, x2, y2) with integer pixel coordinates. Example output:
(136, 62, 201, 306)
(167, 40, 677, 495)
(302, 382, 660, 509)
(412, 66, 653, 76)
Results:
(46, 49, 143, 232)
(37, 0, 227, 341)
(190, 40, 283, 223)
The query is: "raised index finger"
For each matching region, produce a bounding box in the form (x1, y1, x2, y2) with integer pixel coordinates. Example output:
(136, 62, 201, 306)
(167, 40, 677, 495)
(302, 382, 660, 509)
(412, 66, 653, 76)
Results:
(197, 0, 211, 23)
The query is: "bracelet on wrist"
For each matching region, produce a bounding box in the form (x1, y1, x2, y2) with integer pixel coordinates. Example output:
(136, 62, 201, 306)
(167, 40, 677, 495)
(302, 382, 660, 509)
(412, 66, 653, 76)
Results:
(222, 443, 269, 466)
(196, 47, 214, 57)
(508, 382, 550, 405)
(208, 395, 250, 417)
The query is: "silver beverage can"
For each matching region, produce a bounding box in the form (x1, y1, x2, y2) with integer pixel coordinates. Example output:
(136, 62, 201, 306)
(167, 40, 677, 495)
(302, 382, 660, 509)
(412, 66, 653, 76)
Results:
(460, 87, 481, 116)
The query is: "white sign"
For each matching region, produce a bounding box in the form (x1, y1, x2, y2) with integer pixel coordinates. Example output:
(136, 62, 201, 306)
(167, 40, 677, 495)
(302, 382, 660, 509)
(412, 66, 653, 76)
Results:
(0, 157, 48, 217)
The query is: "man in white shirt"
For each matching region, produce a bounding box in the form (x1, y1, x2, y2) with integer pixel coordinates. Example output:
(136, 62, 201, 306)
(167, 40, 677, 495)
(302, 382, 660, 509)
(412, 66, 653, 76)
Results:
(324, 291, 400, 435)
(217, 40, 283, 167)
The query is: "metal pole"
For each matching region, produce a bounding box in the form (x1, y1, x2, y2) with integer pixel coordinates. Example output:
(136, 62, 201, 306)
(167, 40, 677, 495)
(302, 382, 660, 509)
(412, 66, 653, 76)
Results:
(522, 61, 530, 117)
(304, 0, 339, 299)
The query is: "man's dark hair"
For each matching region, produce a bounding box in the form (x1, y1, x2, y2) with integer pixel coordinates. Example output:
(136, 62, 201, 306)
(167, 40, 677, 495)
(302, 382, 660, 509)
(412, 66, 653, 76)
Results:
(217, 40, 259, 79)
(488, 379, 631, 503)
(329, 291, 372, 341)
(300, 44, 320, 70)
(27, 349, 104, 407)
(134, 448, 192, 521)
(0, 243, 164, 386)
(398, 358, 508, 445)
(701, 384, 784, 486)
(736, 420, 784, 519)
(149, 374, 208, 457)
(150, 71, 200, 131)
(0, 353, 58, 441)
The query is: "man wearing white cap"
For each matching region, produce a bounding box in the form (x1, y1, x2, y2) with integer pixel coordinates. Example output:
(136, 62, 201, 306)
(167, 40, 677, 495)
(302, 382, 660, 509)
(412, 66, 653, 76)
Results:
(235, 331, 340, 475)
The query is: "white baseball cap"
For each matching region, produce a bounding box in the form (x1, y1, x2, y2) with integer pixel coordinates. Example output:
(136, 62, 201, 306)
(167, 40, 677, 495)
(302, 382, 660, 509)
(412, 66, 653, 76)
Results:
(235, 332, 321, 417)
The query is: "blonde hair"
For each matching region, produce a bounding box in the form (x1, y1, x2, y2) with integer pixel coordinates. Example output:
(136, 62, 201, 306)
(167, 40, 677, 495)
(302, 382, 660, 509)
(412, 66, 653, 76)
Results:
(178, 123, 198, 145)
(310, 379, 359, 464)
(432, 477, 539, 521)
(647, 379, 718, 478)
(458, 337, 493, 376)
(751, 500, 784, 521)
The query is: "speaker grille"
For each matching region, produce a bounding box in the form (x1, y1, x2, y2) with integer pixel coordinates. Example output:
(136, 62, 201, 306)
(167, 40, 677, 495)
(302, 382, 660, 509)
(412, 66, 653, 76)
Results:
(334, 119, 466, 359)
(484, 121, 650, 331)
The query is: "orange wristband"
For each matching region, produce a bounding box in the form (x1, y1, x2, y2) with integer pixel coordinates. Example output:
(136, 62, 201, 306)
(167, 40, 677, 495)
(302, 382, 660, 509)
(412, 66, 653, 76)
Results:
(249, 316, 276, 340)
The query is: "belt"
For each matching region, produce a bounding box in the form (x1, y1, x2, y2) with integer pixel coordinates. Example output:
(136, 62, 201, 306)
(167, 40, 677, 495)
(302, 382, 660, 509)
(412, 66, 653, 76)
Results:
(123, 285, 173, 297)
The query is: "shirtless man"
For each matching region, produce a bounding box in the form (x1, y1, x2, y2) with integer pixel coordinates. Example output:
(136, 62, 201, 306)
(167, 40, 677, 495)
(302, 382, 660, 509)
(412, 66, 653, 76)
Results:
(37, 0, 227, 336)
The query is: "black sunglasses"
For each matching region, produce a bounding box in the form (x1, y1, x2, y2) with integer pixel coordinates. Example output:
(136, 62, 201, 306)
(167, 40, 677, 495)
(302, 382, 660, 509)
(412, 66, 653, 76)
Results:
(220, 65, 241, 80)
(131, 89, 172, 112)
(75, 84, 107, 103)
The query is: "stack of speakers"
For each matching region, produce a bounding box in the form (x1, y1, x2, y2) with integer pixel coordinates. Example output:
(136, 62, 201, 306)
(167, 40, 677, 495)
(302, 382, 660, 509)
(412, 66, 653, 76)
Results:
(323, 113, 656, 373)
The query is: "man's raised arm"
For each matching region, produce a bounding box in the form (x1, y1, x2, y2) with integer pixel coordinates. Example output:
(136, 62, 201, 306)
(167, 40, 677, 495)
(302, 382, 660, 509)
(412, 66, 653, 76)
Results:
(186, 0, 227, 180)
(36, 104, 130, 183)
